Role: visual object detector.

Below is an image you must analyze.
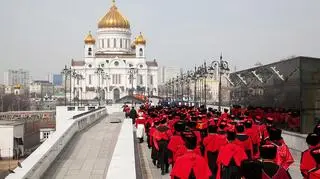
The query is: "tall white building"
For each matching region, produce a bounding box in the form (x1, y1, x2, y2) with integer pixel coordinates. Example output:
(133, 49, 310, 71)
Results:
(70, 1, 158, 102)
(3, 69, 31, 87)
(158, 66, 182, 85)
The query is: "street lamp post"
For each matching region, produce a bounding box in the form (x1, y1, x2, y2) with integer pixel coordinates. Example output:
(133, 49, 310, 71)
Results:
(128, 67, 138, 105)
(61, 65, 71, 106)
(192, 66, 197, 105)
(196, 63, 208, 107)
(71, 70, 78, 106)
(209, 55, 230, 111)
(95, 67, 104, 106)
(102, 73, 110, 103)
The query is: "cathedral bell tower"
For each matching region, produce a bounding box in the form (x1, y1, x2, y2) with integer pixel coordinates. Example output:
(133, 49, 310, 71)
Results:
(84, 31, 96, 58)
(135, 32, 146, 58)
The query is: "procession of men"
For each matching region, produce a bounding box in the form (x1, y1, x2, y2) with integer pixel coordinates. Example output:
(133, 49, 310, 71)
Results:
(126, 103, 320, 179)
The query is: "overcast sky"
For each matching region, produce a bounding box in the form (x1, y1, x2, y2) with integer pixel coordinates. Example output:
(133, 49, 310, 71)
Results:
(0, 0, 319, 81)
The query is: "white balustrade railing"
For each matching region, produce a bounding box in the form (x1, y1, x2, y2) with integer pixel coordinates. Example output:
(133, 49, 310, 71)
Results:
(6, 107, 108, 179)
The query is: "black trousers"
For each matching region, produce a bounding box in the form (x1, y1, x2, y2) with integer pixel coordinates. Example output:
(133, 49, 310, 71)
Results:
(131, 117, 136, 124)
(158, 140, 169, 172)
(207, 151, 219, 179)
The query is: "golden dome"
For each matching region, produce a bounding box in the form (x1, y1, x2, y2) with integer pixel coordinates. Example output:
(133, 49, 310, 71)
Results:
(135, 32, 146, 45)
(84, 31, 96, 44)
(98, 0, 130, 29)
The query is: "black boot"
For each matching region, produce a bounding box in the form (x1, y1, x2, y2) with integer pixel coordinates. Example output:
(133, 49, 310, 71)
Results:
(157, 162, 161, 168)
(152, 159, 156, 166)
(165, 165, 169, 173)
(161, 170, 165, 175)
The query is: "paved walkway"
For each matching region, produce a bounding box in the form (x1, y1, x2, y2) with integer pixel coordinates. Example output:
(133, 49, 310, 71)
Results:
(43, 112, 123, 179)
(139, 137, 303, 179)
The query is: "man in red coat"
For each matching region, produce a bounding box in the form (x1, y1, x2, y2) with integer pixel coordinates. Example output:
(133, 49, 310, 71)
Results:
(149, 118, 160, 167)
(170, 130, 212, 179)
(260, 144, 291, 179)
(234, 122, 253, 159)
(220, 108, 229, 120)
(244, 120, 261, 158)
(255, 115, 269, 144)
(300, 133, 320, 178)
(167, 121, 186, 166)
(203, 125, 227, 179)
(308, 146, 320, 179)
(153, 118, 173, 175)
(135, 116, 146, 143)
(216, 129, 248, 179)
(268, 128, 294, 170)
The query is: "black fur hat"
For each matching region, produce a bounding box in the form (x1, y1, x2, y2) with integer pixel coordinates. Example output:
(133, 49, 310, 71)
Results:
(260, 144, 277, 160)
(306, 133, 320, 146)
(269, 128, 282, 141)
(208, 125, 218, 134)
(174, 121, 186, 132)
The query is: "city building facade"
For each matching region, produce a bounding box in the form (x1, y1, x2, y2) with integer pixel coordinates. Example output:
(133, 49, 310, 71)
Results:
(69, 1, 158, 102)
(29, 80, 54, 98)
(3, 69, 31, 87)
(158, 66, 182, 85)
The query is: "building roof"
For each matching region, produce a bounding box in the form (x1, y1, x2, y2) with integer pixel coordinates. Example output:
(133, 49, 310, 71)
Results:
(146, 60, 158, 67)
(0, 120, 24, 126)
(98, 0, 130, 29)
(72, 60, 85, 66)
(232, 56, 320, 74)
(33, 80, 51, 84)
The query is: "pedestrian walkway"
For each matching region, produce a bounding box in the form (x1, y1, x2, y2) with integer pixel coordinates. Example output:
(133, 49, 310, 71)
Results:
(42, 112, 123, 179)
(139, 140, 170, 179)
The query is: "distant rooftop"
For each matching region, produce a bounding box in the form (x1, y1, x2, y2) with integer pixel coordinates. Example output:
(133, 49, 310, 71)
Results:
(32, 80, 51, 84)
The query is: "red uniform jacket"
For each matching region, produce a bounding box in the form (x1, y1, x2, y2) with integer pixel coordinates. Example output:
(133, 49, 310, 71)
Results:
(234, 134, 254, 159)
(153, 125, 173, 150)
(262, 165, 291, 179)
(245, 127, 261, 145)
(257, 123, 269, 141)
(168, 135, 186, 163)
(203, 134, 227, 163)
(170, 150, 212, 179)
(309, 168, 320, 179)
(272, 141, 294, 170)
(216, 142, 248, 179)
(148, 126, 157, 147)
(135, 117, 146, 128)
(300, 145, 320, 178)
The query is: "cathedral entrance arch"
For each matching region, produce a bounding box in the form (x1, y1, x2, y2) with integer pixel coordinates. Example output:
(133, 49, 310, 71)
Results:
(113, 88, 120, 101)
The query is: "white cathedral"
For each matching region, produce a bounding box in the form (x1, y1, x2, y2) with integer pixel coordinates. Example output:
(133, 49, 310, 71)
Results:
(70, 1, 158, 102)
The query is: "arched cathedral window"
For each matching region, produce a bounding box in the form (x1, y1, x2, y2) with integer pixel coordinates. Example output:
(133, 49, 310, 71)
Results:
(139, 48, 143, 56)
(88, 48, 92, 55)
(113, 39, 116, 48)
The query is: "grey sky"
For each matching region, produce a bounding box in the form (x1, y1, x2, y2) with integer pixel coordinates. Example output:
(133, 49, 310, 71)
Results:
(0, 0, 319, 81)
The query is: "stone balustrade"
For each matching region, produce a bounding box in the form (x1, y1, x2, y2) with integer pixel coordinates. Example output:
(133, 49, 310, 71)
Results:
(6, 107, 108, 179)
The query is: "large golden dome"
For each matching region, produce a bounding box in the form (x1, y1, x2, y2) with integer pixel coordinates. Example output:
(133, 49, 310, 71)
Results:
(84, 31, 96, 44)
(135, 32, 146, 45)
(98, 0, 130, 29)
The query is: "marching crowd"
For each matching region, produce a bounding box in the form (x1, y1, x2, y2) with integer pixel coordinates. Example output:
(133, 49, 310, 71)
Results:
(123, 104, 320, 179)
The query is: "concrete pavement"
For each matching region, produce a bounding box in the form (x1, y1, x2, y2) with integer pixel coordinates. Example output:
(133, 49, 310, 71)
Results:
(42, 112, 123, 179)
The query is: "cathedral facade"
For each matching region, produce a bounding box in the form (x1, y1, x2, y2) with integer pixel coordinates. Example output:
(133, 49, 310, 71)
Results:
(71, 1, 158, 102)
